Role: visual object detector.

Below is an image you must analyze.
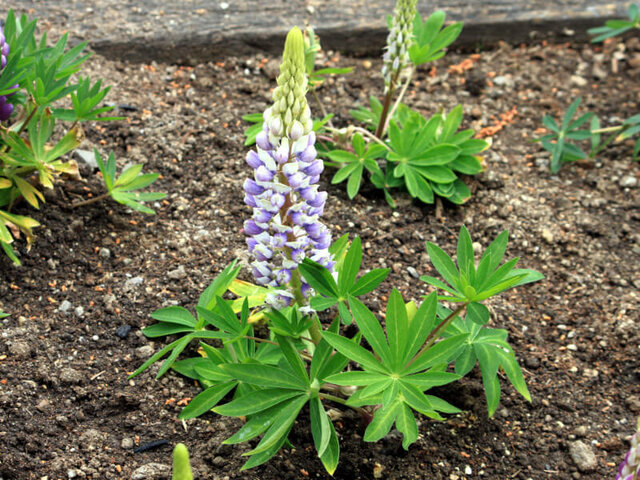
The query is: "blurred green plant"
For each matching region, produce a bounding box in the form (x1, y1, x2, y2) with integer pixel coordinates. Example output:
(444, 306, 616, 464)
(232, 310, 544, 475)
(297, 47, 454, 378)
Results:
(0, 9, 164, 265)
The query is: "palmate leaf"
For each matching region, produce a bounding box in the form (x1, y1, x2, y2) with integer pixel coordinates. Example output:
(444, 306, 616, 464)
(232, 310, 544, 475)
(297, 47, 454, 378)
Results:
(423, 225, 543, 303)
(444, 308, 531, 416)
(323, 290, 464, 449)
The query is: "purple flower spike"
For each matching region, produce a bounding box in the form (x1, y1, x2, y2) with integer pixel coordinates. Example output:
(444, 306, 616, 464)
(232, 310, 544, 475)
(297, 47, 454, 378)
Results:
(243, 27, 334, 308)
(617, 418, 640, 480)
(0, 25, 15, 122)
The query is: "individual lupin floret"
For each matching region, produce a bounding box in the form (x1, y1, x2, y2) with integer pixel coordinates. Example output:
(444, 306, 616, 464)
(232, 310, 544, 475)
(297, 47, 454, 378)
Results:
(243, 27, 334, 308)
(618, 418, 640, 480)
(0, 24, 14, 121)
(381, 0, 417, 91)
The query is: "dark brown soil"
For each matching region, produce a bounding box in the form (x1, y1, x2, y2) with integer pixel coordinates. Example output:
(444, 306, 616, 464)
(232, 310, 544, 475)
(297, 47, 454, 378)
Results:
(0, 36, 639, 480)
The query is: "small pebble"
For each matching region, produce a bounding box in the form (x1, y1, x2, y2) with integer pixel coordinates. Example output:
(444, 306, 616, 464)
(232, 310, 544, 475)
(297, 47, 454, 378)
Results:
(59, 300, 72, 313)
(569, 440, 597, 472)
(116, 325, 132, 339)
(121, 437, 134, 449)
(99, 247, 111, 259)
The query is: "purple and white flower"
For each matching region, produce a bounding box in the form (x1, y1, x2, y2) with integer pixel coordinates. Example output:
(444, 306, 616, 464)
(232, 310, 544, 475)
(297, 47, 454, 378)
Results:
(243, 27, 334, 309)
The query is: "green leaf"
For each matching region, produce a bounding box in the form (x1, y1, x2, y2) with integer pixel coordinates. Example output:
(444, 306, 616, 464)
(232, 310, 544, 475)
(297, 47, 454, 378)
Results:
(197, 260, 241, 311)
(179, 382, 237, 419)
(474, 343, 501, 416)
(299, 259, 339, 298)
(386, 289, 409, 369)
(219, 364, 307, 390)
(495, 348, 531, 402)
(151, 306, 197, 327)
(337, 301, 353, 325)
(157, 335, 193, 378)
(215, 388, 303, 417)
(346, 164, 364, 199)
(310, 295, 338, 311)
(466, 302, 490, 325)
(224, 403, 286, 444)
(396, 402, 418, 450)
(322, 331, 387, 373)
(319, 420, 340, 475)
(325, 370, 388, 386)
(426, 242, 460, 289)
(406, 333, 468, 374)
(363, 401, 401, 442)
(339, 236, 362, 294)
(349, 297, 392, 366)
(246, 395, 308, 455)
(403, 292, 438, 364)
(142, 323, 194, 338)
(310, 396, 331, 457)
(457, 225, 474, 278)
(351, 268, 390, 296)
(276, 335, 309, 386)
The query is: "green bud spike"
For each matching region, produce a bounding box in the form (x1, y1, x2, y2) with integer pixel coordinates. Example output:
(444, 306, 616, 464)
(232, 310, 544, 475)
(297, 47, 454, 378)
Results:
(172, 443, 193, 480)
(268, 26, 313, 140)
(282, 26, 305, 69)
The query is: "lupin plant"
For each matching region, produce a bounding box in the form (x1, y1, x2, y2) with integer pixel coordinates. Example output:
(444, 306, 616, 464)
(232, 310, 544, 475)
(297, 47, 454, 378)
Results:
(617, 418, 640, 480)
(134, 26, 543, 474)
(243, 2, 487, 207)
(0, 10, 164, 265)
(535, 6, 640, 172)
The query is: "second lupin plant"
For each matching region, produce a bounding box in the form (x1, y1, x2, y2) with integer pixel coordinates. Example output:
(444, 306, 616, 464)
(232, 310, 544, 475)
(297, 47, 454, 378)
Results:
(133, 28, 543, 473)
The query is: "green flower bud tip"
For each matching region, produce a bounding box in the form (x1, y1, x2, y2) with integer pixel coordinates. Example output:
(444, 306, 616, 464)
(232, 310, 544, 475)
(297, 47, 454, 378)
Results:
(172, 443, 193, 480)
(268, 26, 312, 139)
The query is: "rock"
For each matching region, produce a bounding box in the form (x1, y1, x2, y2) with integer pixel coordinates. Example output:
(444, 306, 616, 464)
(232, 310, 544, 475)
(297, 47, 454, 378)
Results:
(121, 437, 134, 449)
(8, 341, 32, 358)
(59, 300, 72, 313)
(116, 325, 132, 339)
(524, 356, 540, 369)
(126, 276, 144, 288)
(492, 75, 513, 88)
(131, 463, 171, 480)
(407, 266, 419, 279)
(574, 425, 588, 437)
(569, 440, 597, 472)
(570, 75, 588, 87)
(59, 368, 84, 384)
(74, 306, 85, 317)
(74, 149, 99, 170)
(80, 429, 104, 451)
(541, 228, 554, 244)
(167, 265, 187, 280)
(136, 345, 154, 359)
(625, 395, 640, 413)
(620, 175, 638, 188)
(98, 247, 111, 259)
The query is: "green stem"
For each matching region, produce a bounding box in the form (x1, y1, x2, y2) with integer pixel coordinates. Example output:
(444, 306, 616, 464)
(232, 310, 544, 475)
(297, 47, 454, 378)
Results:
(319, 392, 348, 405)
(374, 69, 402, 139)
(384, 66, 414, 137)
(70, 191, 111, 208)
(405, 302, 469, 370)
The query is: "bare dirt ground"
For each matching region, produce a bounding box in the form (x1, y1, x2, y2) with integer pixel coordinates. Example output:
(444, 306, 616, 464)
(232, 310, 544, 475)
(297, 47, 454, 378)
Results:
(0, 35, 639, 479)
